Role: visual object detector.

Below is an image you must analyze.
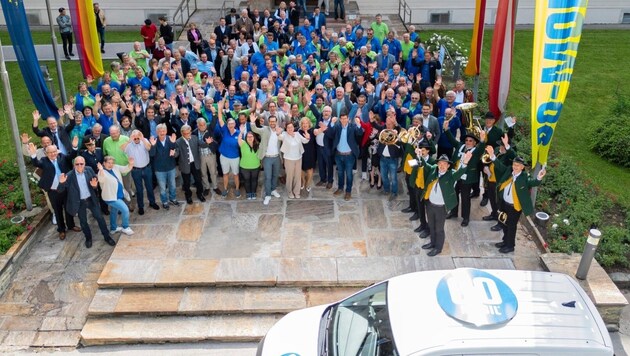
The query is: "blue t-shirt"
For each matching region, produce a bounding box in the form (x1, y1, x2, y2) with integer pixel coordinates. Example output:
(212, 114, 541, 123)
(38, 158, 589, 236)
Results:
(219, 126, 240, 159)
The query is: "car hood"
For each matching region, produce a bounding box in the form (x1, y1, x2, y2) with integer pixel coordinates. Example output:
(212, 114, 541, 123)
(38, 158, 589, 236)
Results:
(261, 304, 329, 356)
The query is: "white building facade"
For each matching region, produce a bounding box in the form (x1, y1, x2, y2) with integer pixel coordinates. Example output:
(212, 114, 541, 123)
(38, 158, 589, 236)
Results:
(1, 0, 628, 26)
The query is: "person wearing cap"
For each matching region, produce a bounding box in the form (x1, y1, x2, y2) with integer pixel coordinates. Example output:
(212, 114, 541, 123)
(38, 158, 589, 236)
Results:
(57, 8, 74, 60)
(417, 151, 473, 257)
(409, 138, 435, 238)
(444, 125, 486, 227)
(483, 134, 516, 229)
(487, 145, 546, 253)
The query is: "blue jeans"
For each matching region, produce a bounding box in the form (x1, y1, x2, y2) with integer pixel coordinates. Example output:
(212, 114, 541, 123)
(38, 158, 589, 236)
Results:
(380, 156, 399, 194)
(97, 26, 105, 49)
(334, 0, 345, 19)
(106, 199, 129, 230)
(297, 0, 307, 17)
(317, 145, 334, 183)
(262, 156, 281, 196)
(155, 168, 177, 203)
(131, 166, 156, 209)
(335, 153, 355, 192)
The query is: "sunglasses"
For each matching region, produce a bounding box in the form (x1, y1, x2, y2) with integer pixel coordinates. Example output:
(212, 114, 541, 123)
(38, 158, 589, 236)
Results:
(75, 163, 85, 166)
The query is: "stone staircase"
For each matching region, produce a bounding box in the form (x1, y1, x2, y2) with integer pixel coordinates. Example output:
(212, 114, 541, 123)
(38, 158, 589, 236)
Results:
(80, 253, 517, 345)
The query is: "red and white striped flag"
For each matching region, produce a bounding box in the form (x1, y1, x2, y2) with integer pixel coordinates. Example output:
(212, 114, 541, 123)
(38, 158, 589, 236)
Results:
(488, 0, 519, 118)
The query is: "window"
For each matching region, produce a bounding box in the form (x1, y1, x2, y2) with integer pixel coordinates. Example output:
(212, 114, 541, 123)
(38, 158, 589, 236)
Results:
(623, 13, 630, 24)
(430, 12, 450, 24)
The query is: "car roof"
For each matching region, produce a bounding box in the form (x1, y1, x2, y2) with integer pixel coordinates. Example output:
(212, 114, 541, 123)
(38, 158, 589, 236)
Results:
(386, 269, 613, 355)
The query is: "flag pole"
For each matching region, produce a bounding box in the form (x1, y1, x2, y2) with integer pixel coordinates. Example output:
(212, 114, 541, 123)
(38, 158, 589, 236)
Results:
(45, 0, 68, 105)
(0, 37, 33, 211)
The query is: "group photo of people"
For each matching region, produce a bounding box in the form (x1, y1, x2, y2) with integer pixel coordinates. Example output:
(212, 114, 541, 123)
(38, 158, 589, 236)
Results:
(25, 1, 546, 256)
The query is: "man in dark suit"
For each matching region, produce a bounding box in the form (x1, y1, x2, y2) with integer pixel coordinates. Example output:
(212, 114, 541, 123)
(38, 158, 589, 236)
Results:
(324, 113, 364, 200)
(83, 123, 109, 148)
(31, 110, 73, 155)
(28, 139, 80, 240)
(176, 125, 206, 204)
(214, 17, 232, 46)
(478, 111, 509, 204)
(418, 152, 472, 256)
(310, 102, 335, 189)
(309, 7, 326, 34)
(225, 9, 239, 40)
(58, 156, 116, 248)
(444, 128, 486, 227)
(79, 138, 108, 214)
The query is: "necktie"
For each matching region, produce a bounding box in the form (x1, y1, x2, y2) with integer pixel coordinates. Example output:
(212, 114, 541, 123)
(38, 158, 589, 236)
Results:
(51, 159, 61, 190)
(52, 131, 59, 146)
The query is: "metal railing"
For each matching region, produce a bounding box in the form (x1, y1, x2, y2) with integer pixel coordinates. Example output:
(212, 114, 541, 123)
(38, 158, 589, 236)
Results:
(173, 0, 198, 38)
(221, 0, 236, 19)
(398, 0, 412, 32)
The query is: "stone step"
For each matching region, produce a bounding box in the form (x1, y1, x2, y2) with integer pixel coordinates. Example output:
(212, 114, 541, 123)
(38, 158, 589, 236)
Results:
(88, 286, 361, 317)
(98, 255, 515, 289)
(96, 255, 457, 288)
(80, 314, 278, 346)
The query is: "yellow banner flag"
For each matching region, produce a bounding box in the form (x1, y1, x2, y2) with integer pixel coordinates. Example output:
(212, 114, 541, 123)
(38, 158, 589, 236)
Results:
(531, 0, 588, 167)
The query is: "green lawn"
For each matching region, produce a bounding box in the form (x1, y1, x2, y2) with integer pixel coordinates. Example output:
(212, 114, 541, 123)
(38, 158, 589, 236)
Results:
(0, 29, 629, 205)
(0, 30, 141, 46)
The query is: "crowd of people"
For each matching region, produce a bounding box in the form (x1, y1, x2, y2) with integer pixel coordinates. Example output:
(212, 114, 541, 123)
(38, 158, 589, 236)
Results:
(31, 2, 546, 255)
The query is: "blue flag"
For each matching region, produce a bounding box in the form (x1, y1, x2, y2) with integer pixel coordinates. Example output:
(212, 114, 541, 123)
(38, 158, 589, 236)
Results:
(1, 0, 58, 118)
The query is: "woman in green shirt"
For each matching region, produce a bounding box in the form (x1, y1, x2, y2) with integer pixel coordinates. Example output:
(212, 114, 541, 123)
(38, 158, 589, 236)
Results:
(238, 131, 261, 200)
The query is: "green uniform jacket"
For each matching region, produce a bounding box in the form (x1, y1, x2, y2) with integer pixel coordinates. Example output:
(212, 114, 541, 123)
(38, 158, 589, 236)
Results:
(446, 130, 485, 184)
(409, 155, 436, 189)
(493, 156, 542, 216)
(419, 159, 468, 212)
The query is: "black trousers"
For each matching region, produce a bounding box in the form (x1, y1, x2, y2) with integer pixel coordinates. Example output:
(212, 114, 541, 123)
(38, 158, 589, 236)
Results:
(241, 167, 260, 194)
(60, 32, 73, 56)
(426, 201, 446, 251)
(405, 174, 416, 210)
(500, 201, 522, 248)
(453, 180, 474, 220)
(77, 198, 110, 241)
(486, 181, 498, 216)
(47, 189, 75, 232)
(182, 166, 204, 199)
(415, 189, 428, 229)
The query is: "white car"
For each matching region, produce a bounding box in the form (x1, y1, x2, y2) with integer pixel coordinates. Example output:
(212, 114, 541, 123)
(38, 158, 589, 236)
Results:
(257, 268, 614, 356)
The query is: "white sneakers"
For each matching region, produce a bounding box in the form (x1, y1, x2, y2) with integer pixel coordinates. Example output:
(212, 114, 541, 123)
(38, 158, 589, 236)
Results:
(110, 226, 134, 235)
(361, 172, 368, 181)
(52, 214, 57, 225)
(263, 196, 271, 205)
(271, 190, 281, 198)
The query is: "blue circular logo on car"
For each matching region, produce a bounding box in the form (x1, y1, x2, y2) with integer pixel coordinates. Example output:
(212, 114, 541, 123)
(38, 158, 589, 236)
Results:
(436, 269, 518, 326)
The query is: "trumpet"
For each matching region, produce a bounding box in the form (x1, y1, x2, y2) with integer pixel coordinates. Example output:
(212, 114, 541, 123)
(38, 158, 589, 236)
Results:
(455, 102, 483, 140)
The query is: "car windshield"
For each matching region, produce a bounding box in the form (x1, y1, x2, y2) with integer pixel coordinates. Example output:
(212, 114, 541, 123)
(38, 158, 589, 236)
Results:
(327, 282, 398, 356)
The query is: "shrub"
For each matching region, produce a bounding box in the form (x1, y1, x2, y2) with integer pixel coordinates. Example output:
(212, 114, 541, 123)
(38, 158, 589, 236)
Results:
(589, 97, 630, 167)
(0, 217, 26, 253)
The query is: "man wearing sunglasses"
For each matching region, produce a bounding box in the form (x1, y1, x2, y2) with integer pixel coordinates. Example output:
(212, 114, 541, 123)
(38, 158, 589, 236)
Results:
(58, 156, 116, 248)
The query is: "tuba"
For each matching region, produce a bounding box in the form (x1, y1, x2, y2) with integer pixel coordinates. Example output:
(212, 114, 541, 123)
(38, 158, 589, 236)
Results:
(379, 129, 398, 145)
(455, 102, 483, 140)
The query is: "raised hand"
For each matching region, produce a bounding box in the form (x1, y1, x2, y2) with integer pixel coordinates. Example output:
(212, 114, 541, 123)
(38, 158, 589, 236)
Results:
(354, 116, 361, 126)
(97, 162, 103, 171)
(32, 110, 41, 123)
(86, 75, 94, 85)
(425, 131, 433, 140)
(485, 145, 494, 156)
(205, 136, 214, 144)
(149, 136, 157, 146)
(27, 142, 37, 155)
(275, 127, 282, 135)
(479, 129, 486, 142)
(90, 177, 99, 188)
(462, 150, 473, 165)
(72, 135, 79, 148)
(59, 173, 67, 184)
(501, 133, 509, 147)
(303, 130, 310, 140)
(169, 149, 176, 156)
(20, 133, 31, 144)
(169, 133, 177, 143)
(538, 168, 547, 180)
(249, 112, 257, 123)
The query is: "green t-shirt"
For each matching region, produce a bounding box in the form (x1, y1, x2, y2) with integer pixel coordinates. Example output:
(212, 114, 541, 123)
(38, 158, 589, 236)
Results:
(370, 22, 389, 44)
(400, 41, 414, 61)
(102, 135, 130, 166)
(239, 142, 260, 169)
(129, 50, 150, 72)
